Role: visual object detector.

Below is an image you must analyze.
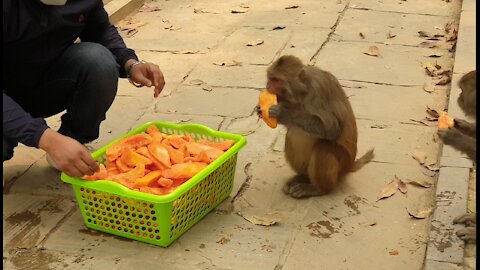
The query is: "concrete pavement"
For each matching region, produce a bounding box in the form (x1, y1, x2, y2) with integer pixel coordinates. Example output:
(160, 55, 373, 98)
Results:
(3, 0, 475, 269)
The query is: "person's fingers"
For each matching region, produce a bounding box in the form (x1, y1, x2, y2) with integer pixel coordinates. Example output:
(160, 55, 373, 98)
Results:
(75, 160, 95, 176)
(65, 166, 83, 178)
(133, 68, 152, 87)
(80, 151, 100, 173)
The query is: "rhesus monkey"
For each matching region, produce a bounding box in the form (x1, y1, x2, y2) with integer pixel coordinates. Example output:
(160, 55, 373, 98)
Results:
(263, 55, 374, 198)
(438, 70, 477, 243)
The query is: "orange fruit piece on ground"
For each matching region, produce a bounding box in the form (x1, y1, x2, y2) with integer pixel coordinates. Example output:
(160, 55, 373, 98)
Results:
(438, 111, 455, 129)
(258, 90, 278, 128)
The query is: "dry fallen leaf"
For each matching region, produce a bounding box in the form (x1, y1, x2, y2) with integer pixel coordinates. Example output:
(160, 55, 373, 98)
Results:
(396, 176, 407, 194)
(421, 167, 436, 177)
(247, 39, 264, 46)
(412, 151, 428, 165)
(240, 3, 250, 8)
(377, 180, 399, 201)
(212, 60, 242, 67)
(237, 130, 255, 136)
(426, 52, 444, 58)
(285, 5, 300, 9)
(241, 213, 280, 226)
(362, 46, 380, 57)
(193, 8, 219, 14)
(359, 220, 377, 227)
(406, 179, 433, 188)
(422, 82, 436, 93)
(190, 79, 206, 85)
(387, 31, 396, 39)
(422, 61, 440, 76)
(202, 86, 213, 92)
(426, 107, 440, 118)
(117, 20, 147, 38)
(419, 41, 437, 48)
(169, 118, 192, 124)
(408, 118, 436, 127)
(272, 26, 286, 30)
(433, 75, 451, 86)
(359, 32, 365, 39)
(139, 5, 161, 12)
(424, 164, 440, 172)
(231, 8, 249, 13)
(167, 109, 177, 113)
(407, 206, 433, 219)
(418, 31, 431, 37)
(371, 124, 389, 129)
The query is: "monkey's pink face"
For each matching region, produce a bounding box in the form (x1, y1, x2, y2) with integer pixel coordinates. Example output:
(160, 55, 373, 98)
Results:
(267, 76, 286, 100)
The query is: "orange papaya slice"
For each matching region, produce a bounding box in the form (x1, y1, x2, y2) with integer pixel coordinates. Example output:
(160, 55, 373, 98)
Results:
(198, 139, 235, 151)
(106, 134, 153, 162)
(161, 162, 208, 179)
(165, 145, 184, 164)
(120, 148, 153, 167)
(148, 142, 172, 168)
(109, 164, 145, 182)
(146, 124, 160, 134)
(116, 158, 133, 173)
(157, 177, 174, 188)
(138, 186, 169, 196)
(133, 170, 162, 188)
(438, 111, 455, 129)
(258, 90, 278, 128)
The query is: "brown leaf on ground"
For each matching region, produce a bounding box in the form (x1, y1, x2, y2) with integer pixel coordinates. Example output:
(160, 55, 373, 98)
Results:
(412, 151, 428, 165)
(418, 31, 431, 37)
(246, 39, 264, 46)
(202, 86, 213, 92)
(117, 20, 147, 38)
(422, 61, 440, 77)
(408, 118, 436, 127)
(359, 32, 365, 39)
(422, 82, 436, 93)
(212, 60, 242, 67)
(190, 79, 206, 85)
(241, 213, 280, 226)
(426, 52, 444, 58)
(231, 8, 249, 13)
(359, 220, 377, 227)
(433, 75, 451, 85)
(216, 237, 230, 245)
(193, 8, 219, 14)
(395, 176, 407, 194)
(407, 206, 433, 219)
(139, 5, 161, 12)
(171, 50, 200, 54)
(285, 5, 300, 9)
(419, 41, 437, 48)
(377, 180, 399, 201)
(272, 26, 286, 30)
(387, 31, 396, 39)
(406, 179, 433, 188)
(426, 107, 440, 118)
(362, 46, 380, 57)
(421, 167, 436, 177)
(237, 130, 255, 136)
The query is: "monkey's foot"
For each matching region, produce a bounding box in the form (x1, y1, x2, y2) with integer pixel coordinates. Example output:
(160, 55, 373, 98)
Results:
(282, 175, 309, 195)
(456, 227, 477, 243)
(453, 213, 477, 227)
(286, 183, 323, 199)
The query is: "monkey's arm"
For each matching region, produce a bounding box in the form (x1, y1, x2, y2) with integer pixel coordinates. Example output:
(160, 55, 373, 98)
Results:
(438, 129, 477, 161)
(454, 118, 476, 137)
(269, 104, 341, 140)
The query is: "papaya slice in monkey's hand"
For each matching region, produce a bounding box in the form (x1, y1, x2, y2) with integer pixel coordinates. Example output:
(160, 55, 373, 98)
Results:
(258, 90, 278, 128)
(438, 111, 455, 129)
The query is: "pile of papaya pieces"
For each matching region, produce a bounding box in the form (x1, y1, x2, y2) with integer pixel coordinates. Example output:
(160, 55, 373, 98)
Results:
(82, 124, 235, 196)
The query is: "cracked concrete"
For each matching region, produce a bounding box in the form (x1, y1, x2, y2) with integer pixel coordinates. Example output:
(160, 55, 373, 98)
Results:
(3, 0, 475, 269)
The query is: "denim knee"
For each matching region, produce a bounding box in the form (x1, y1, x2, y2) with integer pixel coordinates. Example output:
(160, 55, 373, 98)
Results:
(3, 136, 18, 161)
(73, 42, 119, 80)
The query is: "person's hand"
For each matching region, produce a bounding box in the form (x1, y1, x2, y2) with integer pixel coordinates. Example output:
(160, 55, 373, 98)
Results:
(38, 129, 99, 177)
(126, 59, 165, 98)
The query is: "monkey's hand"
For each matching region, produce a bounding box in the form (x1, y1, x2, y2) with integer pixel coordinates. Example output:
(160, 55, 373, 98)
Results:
(437, 128, 476, 160)
(255, 105, 262, 118)
(268, 104, 281, 119)
(454, 118, 476, 137)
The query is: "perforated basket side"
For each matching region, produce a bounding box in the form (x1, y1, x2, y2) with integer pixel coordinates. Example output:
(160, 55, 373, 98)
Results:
(169, 154, 237, 240)
(71, 185, 174, 246)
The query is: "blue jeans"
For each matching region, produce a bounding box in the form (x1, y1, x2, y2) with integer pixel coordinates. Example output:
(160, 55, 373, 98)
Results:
(3, 42, 119, 161)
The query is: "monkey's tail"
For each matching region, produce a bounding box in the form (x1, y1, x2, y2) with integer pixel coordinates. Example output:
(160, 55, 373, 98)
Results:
(350, 148, 375, 172)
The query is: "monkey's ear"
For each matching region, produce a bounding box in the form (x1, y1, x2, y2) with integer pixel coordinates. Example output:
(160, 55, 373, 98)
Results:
(298, 68, 307, 83)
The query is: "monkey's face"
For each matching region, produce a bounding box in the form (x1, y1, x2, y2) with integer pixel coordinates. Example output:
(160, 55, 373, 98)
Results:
(267, 76, 287, 101)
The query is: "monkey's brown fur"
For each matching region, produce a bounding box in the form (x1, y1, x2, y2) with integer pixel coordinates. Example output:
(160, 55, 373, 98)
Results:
(265, 55, 374, 198)
(438, 70, 477, 243)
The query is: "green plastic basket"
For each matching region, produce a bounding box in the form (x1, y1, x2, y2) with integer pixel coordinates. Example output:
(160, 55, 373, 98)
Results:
(61, 121, 246, 247)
